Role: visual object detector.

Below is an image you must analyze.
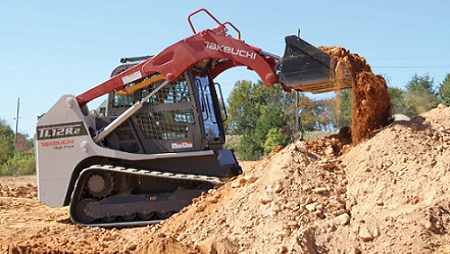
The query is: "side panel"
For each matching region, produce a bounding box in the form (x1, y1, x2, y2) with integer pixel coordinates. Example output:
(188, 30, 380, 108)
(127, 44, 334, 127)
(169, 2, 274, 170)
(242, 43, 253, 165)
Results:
(36, 95, 95, 207)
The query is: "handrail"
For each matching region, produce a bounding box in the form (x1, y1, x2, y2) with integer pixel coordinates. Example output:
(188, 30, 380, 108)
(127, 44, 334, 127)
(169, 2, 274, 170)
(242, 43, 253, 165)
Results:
(188, 9, 223, 34)
(188, 8, 241, 39)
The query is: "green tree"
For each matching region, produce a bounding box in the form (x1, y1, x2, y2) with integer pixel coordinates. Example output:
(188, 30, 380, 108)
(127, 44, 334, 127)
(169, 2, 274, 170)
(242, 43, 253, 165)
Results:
(388, 87, 414, 116)
(1, 150, 36, 176)
(263, 128, 289, 155)
(406, 74, 435, 94)
(253, 106, 287, 147)
(238, 128, 260, 161)
(226, 80, 284, 135)
(0, 119, 36, 176)
(0, 120, 15, 165)
(238, 105, 287, 160)
(336, 89, 352, 128)
(225, 80, 252, 134)
(438, 73, 450, 107)
(404, 74, 439, 116)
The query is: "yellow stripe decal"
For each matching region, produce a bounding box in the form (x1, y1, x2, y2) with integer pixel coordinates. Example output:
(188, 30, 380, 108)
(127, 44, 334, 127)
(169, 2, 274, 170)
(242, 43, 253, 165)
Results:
(115, 74, 166, 96)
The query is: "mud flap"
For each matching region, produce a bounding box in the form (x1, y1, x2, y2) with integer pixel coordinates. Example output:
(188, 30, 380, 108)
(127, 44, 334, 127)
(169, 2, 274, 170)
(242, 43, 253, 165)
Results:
(278, 35, 353, 94)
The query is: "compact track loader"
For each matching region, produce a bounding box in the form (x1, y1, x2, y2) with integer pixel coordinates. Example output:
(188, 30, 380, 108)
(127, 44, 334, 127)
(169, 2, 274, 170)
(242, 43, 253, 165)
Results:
(36, 9, 353, 227)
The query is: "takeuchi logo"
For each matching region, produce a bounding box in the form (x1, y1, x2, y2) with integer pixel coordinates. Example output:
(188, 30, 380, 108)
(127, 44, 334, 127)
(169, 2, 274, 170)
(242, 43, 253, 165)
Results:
(204, 41, 257, 60)
(40, 139, 74, 147)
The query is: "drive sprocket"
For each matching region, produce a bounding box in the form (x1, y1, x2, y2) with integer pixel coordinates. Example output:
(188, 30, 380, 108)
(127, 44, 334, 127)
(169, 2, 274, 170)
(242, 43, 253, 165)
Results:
(86, 172, 114, 198)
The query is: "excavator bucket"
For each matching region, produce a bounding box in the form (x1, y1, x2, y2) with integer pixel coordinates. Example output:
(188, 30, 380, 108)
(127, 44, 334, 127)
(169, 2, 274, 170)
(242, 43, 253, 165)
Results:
(278, 35, 353, 94)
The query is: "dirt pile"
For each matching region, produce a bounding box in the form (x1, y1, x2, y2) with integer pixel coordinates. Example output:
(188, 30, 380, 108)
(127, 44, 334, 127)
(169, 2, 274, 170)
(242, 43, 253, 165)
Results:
(135, 104, 450, 253)
(2, 112, 449, 254)
(1, 105, 449, 253)
(319, 46, 392, 145)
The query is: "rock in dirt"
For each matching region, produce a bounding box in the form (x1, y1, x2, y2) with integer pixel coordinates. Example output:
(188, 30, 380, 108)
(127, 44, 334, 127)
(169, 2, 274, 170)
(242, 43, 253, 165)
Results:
(335, 213, 350, 226)
(358, 225, 375, 242)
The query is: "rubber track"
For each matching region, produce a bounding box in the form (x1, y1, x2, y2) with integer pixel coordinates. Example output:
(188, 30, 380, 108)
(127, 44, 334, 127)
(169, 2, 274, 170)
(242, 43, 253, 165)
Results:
(71, 164, 223, 227)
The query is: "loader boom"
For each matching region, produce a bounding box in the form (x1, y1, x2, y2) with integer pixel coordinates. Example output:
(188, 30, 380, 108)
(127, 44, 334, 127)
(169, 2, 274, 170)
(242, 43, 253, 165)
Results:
(76, 8, 351, 106)
(76, 26, 278, 106)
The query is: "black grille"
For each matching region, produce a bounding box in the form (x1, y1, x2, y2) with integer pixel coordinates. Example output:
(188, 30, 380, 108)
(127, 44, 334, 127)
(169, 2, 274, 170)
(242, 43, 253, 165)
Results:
(135, 109, 195, 140)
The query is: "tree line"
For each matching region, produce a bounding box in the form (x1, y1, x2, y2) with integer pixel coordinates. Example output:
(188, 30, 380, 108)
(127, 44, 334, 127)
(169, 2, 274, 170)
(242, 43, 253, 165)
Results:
(224, 73, 450, 160)
(0, 119, 35, 176)
(389, 74, 450, 116)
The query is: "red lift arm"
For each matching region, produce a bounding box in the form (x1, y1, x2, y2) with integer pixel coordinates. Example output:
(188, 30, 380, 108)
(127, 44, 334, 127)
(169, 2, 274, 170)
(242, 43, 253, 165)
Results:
(76, 8, 352, 106)
(76, 9, 278, 106)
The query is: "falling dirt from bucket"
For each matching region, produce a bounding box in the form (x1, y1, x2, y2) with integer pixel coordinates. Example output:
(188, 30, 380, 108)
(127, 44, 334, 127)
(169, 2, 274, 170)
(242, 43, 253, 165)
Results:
(319, 46, 392, 144)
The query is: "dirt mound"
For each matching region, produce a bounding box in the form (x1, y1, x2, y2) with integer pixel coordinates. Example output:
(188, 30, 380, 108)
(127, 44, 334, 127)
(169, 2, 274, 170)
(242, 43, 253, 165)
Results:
(319, 46, 392, 145)
(136, 104, 450, 253)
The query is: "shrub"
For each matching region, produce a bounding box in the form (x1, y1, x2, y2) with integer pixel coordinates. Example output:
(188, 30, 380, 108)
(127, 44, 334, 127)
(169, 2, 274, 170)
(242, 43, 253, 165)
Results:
(263, 128, 289, 155)
(0, 151, 36, 176)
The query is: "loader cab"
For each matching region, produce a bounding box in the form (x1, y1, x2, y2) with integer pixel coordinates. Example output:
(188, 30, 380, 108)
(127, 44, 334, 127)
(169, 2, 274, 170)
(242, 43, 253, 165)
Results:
(97, 64, 228, 155)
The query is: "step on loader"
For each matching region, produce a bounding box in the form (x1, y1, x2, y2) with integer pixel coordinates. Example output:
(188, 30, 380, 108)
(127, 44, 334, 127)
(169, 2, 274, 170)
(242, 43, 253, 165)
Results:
(35, 9, 353, 227)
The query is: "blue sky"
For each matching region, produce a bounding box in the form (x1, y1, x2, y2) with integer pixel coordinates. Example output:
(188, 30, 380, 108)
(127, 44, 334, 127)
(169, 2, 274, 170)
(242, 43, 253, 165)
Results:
(1, 0, 449, 137)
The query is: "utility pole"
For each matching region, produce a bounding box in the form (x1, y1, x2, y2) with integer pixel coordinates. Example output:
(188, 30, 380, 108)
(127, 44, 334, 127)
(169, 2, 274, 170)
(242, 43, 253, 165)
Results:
(14, 97, 20, 150)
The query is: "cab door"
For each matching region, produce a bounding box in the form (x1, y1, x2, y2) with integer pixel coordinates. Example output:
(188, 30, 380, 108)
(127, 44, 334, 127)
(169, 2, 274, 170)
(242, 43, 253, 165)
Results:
(195, 75, 227, 149)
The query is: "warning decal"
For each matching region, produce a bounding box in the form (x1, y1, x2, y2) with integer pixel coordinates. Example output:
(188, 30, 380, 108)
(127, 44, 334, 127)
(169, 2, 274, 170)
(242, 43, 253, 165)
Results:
(171, 142, 193, 149)
(122, 71, 142, 84)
